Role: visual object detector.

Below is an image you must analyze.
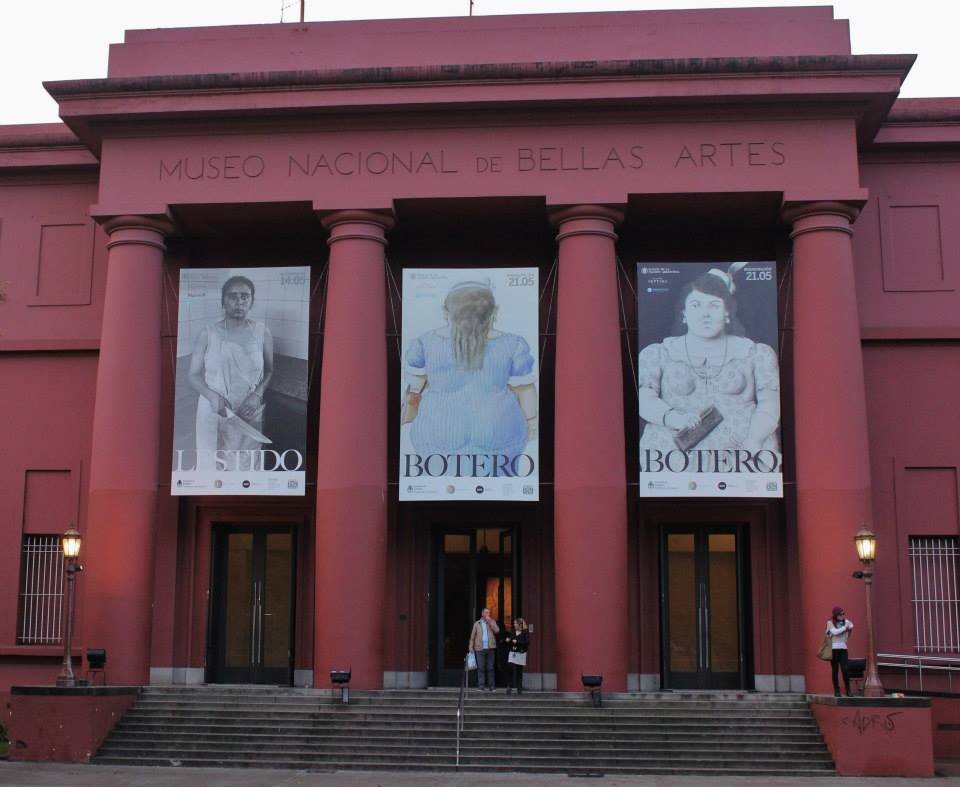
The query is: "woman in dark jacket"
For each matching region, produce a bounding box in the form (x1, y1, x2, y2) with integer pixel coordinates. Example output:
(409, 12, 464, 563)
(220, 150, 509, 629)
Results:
(504, 618, 529, 694)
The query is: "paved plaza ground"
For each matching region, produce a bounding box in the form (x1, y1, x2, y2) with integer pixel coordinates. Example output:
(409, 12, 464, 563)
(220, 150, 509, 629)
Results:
(2, 762, 960, 787)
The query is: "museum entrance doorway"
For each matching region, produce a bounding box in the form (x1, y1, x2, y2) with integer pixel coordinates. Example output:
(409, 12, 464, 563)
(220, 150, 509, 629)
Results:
(660, 524, 750, 690)
(430, 526, 518, 687)
(208, 524, 296, 685)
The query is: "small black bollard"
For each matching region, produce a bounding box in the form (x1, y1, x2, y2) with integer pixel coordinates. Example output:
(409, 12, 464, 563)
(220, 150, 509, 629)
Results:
(581, 674, 603, 707)
(330, 668, 351, 704)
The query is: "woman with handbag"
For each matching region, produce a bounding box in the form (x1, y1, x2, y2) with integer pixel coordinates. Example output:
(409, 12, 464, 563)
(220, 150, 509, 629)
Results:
(637, 265, 781, 456)
(504, 618, 529, 694)
(826, 606, 855, 697)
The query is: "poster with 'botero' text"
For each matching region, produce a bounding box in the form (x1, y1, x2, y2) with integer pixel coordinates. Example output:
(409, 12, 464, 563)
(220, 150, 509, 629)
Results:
(172, 266, 309, 496)
(637, 261, 783, 498)
(400, 268, 539, 501)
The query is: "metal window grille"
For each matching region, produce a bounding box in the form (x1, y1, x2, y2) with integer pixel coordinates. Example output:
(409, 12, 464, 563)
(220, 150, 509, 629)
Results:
(17, 535, 65, 645)
(910, 536, 960, 654)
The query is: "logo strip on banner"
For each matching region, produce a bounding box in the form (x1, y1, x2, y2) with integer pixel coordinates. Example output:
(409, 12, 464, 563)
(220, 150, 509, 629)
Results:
(171, 266, 310, 496)
(400, 268, 540, 501)
(636, 261, 783, 498)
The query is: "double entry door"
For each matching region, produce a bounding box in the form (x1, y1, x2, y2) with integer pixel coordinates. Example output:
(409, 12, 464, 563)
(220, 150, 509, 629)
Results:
(431, 526, 517, 686)
(661, 525, 749, 690)
(208, 525, 296, 684)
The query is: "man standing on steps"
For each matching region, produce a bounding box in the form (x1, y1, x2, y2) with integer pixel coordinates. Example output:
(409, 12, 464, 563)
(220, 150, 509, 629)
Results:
(469, 608, 499, 691)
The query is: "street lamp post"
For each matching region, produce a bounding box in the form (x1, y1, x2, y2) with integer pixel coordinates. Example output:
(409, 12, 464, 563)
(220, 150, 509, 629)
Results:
(854, 526, 884, 698)
(56, 528, 82, 688)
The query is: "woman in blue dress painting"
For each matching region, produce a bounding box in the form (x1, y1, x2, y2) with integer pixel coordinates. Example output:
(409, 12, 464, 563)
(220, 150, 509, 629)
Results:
(403, 280, 537, 466)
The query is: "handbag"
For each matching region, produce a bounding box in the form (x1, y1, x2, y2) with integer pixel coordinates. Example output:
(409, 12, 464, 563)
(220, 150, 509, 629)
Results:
(401, 381, 428, 425)
(465, 651, 477, 671)
(673, 405, 724, 451)
(507, 650, 527, 666)
(817, 635, 833, 661)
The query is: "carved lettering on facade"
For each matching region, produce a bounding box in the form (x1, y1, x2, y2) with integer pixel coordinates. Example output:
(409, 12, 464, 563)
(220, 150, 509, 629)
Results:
(158, 142, 788, 181)
(287, 150, 459, 177)
(674, 141, 786, 168)
(160, 155, 266, 181)
(516, 145, 644, 172)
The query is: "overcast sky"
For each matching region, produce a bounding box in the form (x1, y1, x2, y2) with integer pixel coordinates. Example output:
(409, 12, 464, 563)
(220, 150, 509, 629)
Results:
(1, 0, 956, 125)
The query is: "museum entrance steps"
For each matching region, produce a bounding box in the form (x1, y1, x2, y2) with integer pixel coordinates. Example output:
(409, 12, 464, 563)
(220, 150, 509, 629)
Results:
(92, 686, 835, 775)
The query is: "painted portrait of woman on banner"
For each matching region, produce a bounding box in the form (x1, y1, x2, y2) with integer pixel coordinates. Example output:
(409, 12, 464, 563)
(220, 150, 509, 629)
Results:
(637, 261, 783, 498)
(172, 266, 310, 496)
(400, 268, 539, 501)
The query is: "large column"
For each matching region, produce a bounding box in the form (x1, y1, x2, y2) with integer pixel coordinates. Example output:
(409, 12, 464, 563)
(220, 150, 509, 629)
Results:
(84, 215, 172, 686)
(550, 205, 628, 691)
(314, 210, 394, 690)
(784, 201, 872, 695)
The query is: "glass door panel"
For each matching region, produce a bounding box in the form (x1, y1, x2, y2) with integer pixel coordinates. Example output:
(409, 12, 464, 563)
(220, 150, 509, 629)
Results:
(441, 533, 474, 672)
(224, 533, 254, 668)
(708, 534, 739, 674)
(666, 534, 697, 674)
(263, 532, 293, 671)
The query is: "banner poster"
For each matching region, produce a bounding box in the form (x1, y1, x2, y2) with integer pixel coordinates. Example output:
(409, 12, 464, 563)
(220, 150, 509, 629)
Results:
(637, 261, 783, 498)
(172, 266, 309, 496)
(400, 268, 539, 501)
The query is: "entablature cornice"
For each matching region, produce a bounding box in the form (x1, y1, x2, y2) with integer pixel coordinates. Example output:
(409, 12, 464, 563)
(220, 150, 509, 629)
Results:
(45, 54, 914, 153)
(869, 99, 960, 149)
(0, 124, 100, 172)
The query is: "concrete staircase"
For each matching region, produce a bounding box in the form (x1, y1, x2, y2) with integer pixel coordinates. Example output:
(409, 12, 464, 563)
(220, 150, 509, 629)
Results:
(93, 686, 835, 775)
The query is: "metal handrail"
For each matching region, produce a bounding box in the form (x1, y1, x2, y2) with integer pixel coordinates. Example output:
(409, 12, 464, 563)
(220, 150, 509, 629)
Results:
(456, 656, 468, 768)
(877, 651, 960, 692)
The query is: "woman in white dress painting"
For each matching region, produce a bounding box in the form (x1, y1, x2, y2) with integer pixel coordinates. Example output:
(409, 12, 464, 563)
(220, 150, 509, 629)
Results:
(189, 275, 274, 471)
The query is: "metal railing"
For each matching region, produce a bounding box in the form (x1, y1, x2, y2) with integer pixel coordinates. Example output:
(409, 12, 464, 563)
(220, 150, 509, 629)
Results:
(877, 652, 960, 692)
(456, 656, 468, 768)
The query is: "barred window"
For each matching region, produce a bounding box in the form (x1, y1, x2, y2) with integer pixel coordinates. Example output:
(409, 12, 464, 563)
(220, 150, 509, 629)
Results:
(910, 536, 960, 654)
(17, 535, 65, 645)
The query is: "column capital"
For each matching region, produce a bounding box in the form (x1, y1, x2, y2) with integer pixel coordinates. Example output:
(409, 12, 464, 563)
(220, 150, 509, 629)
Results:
(782, 201, 861, 239)
(99, 214, 175, 252)
(320, 209, 396, 247)
(549, 204, 624, 243)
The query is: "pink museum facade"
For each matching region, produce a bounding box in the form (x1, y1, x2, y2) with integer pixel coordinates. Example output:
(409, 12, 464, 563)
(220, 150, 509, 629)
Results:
(2, 4, 960, 758)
